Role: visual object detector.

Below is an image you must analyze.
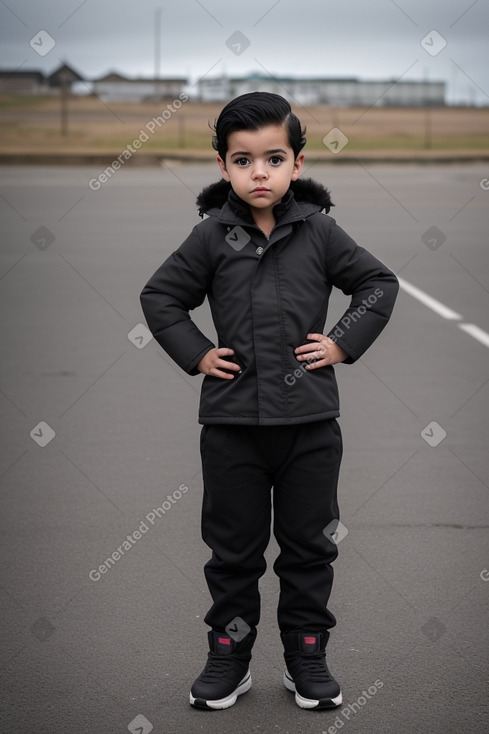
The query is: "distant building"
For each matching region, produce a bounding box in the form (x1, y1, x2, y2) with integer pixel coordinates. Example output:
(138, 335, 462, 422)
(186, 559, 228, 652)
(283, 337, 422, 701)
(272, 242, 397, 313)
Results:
(92, 72, 187, 102)
(47, 62, 85, 90)
(0, 69, 47, 94)
(0, 67, 446, 106)
(0, 63, 85, 95)
(196, 73, 446, 106)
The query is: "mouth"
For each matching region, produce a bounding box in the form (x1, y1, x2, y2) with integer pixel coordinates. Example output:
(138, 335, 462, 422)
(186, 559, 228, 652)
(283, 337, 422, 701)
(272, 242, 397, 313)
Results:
(251, 187, 270, 193)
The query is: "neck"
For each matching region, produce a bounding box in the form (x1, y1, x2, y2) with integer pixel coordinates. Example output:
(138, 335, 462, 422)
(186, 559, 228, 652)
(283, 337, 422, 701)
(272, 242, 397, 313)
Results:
(252, 213, 275, 237)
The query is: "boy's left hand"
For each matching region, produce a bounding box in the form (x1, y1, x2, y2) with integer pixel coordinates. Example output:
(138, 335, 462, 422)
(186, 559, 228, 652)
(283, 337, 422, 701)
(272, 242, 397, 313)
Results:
(294, 333, 348, 369)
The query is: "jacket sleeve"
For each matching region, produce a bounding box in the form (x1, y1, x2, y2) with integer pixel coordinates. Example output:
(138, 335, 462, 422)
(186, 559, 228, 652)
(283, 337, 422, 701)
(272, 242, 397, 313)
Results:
(140, 225, 215, 375)
(324, 219, 399, 364)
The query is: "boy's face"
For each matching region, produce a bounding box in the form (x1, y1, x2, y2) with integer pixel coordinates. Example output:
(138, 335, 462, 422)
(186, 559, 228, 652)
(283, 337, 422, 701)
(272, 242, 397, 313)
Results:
(217, 124, 304, 220)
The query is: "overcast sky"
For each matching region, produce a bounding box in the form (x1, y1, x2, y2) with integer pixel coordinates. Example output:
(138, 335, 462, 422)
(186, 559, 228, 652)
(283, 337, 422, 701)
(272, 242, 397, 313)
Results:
(1, 0, 488, 104)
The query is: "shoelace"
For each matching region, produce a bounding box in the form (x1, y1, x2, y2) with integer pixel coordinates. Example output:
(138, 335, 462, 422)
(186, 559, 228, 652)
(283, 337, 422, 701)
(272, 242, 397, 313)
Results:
(200, 654, 243, 682)
(299, 654, 332, 682)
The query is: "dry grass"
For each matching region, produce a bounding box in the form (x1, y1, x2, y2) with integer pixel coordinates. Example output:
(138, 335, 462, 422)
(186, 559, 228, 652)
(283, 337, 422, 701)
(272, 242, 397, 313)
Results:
(0, 95, 488, 157)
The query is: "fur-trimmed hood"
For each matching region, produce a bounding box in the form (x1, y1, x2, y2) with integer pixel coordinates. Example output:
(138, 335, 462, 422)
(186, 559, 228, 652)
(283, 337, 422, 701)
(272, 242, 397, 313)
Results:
(196, 177, 333, 217)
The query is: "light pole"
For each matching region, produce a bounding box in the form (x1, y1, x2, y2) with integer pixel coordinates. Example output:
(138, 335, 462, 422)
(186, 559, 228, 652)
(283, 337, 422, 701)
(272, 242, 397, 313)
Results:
(60, 67, 68, 137)
(154, 8, 162, 100)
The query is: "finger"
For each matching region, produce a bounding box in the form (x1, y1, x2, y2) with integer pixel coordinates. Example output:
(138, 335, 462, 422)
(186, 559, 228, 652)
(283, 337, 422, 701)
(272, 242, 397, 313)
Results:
(216, 347, 235, 357)
(296, 344, 326, 360)
(217, 359, 241, 372)
(306, 333, 324, 342)
(294, 341, 321, 355)
(212, 369, 236, 379)
(304, 357, 329, 370)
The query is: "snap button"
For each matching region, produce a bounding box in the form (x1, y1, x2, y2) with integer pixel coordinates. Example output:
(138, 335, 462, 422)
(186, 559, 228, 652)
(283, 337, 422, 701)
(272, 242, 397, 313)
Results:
(256, 246, 264, 255)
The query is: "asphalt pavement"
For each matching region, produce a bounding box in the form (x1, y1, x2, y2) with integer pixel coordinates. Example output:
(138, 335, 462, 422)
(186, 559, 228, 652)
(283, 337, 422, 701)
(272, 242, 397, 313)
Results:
(0, 162, 488, 734)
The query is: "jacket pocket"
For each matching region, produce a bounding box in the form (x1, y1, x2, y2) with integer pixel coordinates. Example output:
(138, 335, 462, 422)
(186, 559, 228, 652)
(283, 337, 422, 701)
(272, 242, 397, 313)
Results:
(219, 344, 246, 376)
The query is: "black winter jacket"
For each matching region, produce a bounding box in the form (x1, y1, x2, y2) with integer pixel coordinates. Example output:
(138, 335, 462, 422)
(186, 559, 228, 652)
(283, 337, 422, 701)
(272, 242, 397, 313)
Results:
(140, 177, 399, 425)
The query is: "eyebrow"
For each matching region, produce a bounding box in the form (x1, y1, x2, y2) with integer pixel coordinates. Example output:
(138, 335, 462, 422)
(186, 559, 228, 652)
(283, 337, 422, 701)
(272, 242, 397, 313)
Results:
(230, 148, 288, 158)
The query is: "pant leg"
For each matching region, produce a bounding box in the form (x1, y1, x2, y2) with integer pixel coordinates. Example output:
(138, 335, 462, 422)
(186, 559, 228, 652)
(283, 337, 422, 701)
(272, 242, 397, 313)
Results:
(272, 419, 343, 636)
(200, 425, 272, 632)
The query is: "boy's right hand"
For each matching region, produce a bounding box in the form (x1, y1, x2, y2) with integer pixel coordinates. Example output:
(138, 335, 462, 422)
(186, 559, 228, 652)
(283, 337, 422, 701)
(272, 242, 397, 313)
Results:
(197, 348, 242, 380)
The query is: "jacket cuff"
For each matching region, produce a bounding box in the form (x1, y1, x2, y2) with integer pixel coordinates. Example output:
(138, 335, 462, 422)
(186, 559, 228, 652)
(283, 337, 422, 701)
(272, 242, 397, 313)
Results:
(151, 319, 215, 375)
(326, 333, 357, 364)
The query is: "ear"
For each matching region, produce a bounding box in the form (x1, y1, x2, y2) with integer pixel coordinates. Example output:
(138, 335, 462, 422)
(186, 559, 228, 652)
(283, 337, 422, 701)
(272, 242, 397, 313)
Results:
(217, 155, 231, 182)
(291, 152, 305, 181)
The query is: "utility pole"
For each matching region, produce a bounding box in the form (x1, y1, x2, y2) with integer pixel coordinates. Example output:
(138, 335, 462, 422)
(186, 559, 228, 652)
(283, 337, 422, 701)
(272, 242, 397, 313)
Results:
(60, 67, 68, 136)
(154, 8, 162, 100)
(423, 66, 432, 150)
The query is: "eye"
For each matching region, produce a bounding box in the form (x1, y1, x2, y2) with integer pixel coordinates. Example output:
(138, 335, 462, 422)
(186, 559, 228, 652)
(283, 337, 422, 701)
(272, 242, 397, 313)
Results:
(234, 157, 249, 166)
(269, 155, 284, 166)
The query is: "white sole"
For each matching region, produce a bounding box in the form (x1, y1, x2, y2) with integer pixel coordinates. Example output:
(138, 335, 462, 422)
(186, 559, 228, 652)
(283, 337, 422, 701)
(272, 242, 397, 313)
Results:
(190, 670, 251, 710)
(284, 668, 342, 709)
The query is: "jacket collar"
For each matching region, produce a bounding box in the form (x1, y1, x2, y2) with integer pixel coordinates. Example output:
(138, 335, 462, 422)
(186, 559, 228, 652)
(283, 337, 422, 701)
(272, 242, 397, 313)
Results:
(196, 177, 334, 227)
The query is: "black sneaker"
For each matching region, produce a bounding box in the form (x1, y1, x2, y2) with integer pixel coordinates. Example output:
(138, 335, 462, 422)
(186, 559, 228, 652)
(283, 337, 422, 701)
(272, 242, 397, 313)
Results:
(282, 631, 342, 709)
(189, 629, 256, 710)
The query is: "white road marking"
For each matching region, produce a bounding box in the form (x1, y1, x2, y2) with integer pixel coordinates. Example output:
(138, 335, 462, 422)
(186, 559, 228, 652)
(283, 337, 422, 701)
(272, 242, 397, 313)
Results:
(398, 277, 489, 349)
(397, 277, 462, 320)
(458, 323, 489, 348)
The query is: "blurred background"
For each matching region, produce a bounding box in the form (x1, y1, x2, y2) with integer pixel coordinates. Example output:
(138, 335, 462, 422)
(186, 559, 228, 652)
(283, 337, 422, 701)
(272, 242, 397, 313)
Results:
(1, 0, 488, 160)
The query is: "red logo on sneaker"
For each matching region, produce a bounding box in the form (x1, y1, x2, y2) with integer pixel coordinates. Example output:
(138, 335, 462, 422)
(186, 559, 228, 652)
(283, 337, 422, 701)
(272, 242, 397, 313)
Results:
(218, 637, 231, 645)
(304, 636, 316, 644)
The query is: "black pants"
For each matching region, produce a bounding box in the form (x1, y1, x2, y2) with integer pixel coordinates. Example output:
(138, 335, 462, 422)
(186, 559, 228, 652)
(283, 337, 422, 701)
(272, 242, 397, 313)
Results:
(200, 420, 343, 637)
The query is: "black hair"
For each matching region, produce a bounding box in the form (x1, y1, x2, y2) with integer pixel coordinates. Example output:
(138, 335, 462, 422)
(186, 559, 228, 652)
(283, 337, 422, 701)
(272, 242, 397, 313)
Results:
(211, 91, 307, 160)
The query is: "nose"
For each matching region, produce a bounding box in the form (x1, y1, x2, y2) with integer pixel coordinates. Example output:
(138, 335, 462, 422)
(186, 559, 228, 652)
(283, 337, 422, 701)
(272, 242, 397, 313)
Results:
(251, 160, 268, 180)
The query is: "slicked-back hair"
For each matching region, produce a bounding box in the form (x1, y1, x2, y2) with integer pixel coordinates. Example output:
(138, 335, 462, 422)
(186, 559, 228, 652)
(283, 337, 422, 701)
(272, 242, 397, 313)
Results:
(211, 92, 307, 161)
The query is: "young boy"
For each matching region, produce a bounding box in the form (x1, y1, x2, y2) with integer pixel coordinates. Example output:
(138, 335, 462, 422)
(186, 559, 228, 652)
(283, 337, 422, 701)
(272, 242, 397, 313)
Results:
(140, 92, 398, 711)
